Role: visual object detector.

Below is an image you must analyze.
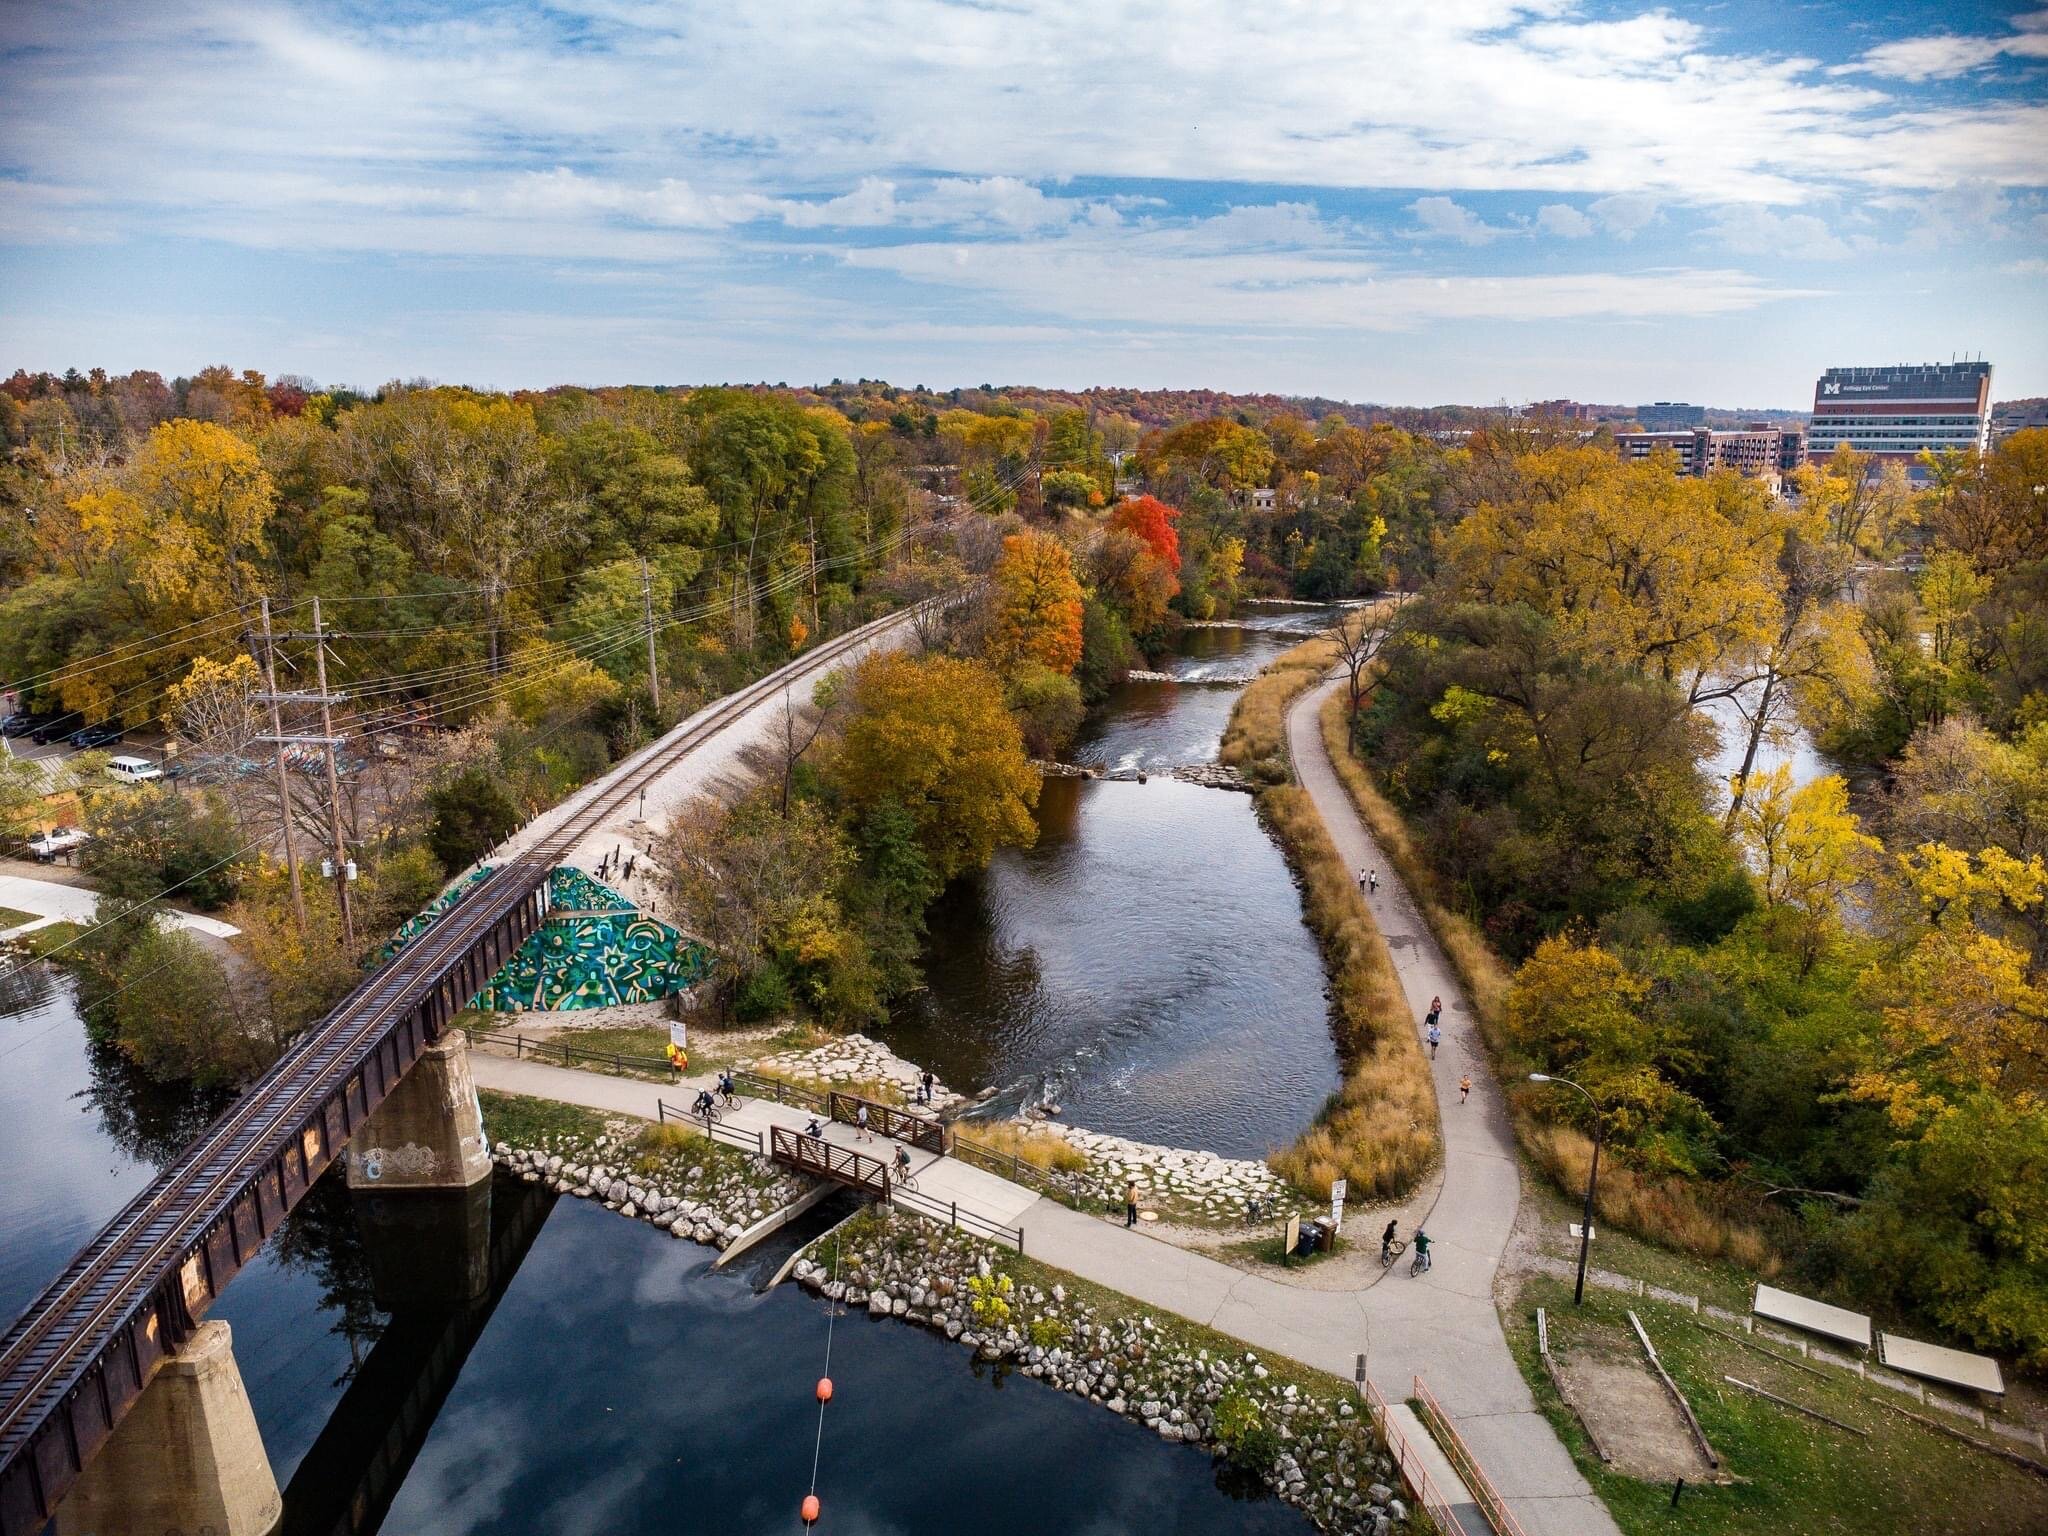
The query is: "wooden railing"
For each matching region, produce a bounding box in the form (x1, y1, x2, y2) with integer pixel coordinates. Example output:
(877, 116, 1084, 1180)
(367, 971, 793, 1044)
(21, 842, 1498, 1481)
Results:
(655, 1098, 764, 1156)
(769, 1125, 893, 1197)
(827, 1091, 948, 1153)
(1360, 1377, 1461, 1536)
(469, 1026, 677, 1081)
(1412, 1374, 1528, 1536)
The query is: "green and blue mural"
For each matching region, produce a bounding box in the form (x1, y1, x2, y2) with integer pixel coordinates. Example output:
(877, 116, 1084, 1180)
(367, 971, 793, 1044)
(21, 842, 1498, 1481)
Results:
(382, 865, 711, 1012)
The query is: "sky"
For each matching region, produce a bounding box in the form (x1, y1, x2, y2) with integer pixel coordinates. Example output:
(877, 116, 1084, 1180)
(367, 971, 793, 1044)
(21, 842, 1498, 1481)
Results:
(1, 0, 2045, 408)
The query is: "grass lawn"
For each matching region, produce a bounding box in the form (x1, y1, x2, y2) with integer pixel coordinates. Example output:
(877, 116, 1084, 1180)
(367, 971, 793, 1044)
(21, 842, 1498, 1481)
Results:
(477, 1088, 619, 1145)
(0, 906, 39, 930)
(9, 920, 81, 957)
(1505, 1273, 2048, 1536)
(1521, 1179, 1764, 1314)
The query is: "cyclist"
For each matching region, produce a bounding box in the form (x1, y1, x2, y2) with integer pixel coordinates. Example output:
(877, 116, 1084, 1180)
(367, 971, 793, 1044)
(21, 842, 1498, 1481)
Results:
(718, 1069, 737, 1107)
(692, 1088, 716, 1121)
(804, 1116, 825, 1140)
(1381, 1219, 1398, 1265)
(1411, 1229, 1433, 1273)
(894, 1145, 912, 1181)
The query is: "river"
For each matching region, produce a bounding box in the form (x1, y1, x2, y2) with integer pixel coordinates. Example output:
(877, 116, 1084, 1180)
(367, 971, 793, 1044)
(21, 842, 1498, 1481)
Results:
(881, 606, 1343, 1159)
(0, 973, 1311, 1534)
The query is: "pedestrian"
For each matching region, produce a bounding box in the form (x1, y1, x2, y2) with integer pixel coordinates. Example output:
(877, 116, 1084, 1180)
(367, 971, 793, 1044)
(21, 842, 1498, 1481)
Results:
(856, 1103, 872, 1143)
(919, 1069, 934, 1106)
(1124, 1180, 1139, 1228)
(1427, 1022, 1441, 1059)
(1459, 1074, 1472, 1104)
(1358, 867, 1368, 892)
(1368, 869, 1379, 894)
(1429, 995, 1441, 1016)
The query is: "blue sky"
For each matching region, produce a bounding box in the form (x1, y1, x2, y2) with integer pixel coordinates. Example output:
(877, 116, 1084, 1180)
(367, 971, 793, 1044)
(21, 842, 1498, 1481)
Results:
(1, 0, 2044, 407)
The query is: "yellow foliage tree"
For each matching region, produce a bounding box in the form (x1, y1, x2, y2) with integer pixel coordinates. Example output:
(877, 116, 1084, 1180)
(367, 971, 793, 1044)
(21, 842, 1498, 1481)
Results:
(74, 419, 274, 612)
(826, 652, 1039, 884)
(1730, 765, 1878, 973)
(989, 531, 1083, 677)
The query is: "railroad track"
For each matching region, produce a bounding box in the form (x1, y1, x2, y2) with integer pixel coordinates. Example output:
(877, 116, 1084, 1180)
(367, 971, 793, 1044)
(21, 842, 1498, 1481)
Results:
(0, 595, 930, 1502)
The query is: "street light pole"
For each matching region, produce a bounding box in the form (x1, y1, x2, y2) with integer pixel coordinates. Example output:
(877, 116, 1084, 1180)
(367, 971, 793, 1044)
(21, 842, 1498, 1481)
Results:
(1531, 1072, 1603, 1306)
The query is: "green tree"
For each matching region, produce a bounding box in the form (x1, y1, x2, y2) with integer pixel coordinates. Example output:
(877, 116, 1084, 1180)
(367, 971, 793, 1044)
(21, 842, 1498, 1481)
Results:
(82, 785, 243, 910)
(427, 767, 522, 872)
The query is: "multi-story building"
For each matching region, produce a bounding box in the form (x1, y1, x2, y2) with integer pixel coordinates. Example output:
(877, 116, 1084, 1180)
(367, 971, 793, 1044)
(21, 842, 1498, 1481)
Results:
(1808, 362, 1993, 476)
(1991, 399, 2048, 443)
(1775, 424, 1807, 475)
(1613, 426, 1789, 487)
(1636, 401, 1707, 430)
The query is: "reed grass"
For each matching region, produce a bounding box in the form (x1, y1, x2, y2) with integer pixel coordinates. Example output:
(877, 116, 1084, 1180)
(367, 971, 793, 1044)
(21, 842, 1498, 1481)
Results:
(957, 1119, 1091, 1173)
(1258, 782, 1440, 1200)
(1219, 633, 1338, 784)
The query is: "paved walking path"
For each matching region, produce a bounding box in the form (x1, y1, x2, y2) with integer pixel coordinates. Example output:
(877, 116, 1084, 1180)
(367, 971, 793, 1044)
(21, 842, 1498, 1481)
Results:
(465, 671, 1617, 1536)
(0, 872, 240, 941)
(1285, 677, 1616, 1535)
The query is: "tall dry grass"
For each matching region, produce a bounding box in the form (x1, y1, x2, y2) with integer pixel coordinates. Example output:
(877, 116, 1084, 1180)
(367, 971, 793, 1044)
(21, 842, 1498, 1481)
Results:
(1219, 633, 1338, 783)
(1261, 784, 1439, 1200)
(1317, 689, 1778, 1268)
(956, 1120, 1090, 1174)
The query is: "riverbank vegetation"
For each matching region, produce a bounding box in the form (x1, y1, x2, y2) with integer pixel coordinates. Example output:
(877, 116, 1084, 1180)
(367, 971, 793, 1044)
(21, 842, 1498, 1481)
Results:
(1337, 427, 2048, 1367)
(1219, 630, 1438, 1201)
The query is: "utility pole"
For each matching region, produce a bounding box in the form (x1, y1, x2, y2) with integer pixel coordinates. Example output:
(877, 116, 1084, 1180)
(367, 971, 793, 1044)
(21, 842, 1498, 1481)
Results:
(640, 556, 660, 713)
(310, 597, 356, 950)
(256, 597, 306, 929)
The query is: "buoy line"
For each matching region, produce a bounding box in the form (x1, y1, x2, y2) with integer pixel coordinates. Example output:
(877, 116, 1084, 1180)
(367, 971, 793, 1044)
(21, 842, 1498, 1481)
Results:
(801, 1234, 844, 1528)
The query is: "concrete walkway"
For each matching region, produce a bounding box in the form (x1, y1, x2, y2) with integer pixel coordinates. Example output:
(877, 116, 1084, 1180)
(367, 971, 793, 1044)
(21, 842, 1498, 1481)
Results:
(0, 872, 240, 941)
(1284, 677, 1616, 1536)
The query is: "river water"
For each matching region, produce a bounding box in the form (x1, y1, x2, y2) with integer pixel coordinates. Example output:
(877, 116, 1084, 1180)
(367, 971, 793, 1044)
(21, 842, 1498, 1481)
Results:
(0, 974, 1311, 1534)
(881, 606, 1343, 1159)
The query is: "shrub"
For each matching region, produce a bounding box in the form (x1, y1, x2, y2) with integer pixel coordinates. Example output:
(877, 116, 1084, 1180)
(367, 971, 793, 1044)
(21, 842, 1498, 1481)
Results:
(957, 1120, 1089, 1173)
(1212, 1389, 1281, 1472)
(966, 1271, 1013, 1327)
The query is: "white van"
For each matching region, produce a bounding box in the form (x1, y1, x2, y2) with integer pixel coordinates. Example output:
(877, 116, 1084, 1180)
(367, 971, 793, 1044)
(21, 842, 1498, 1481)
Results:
(105, 755, 163, 785)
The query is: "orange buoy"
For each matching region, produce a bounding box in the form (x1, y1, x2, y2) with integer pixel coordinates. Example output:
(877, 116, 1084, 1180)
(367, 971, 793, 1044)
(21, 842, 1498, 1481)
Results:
(815, 1376, 834, 1403)
(801, 1493, 821, 1525)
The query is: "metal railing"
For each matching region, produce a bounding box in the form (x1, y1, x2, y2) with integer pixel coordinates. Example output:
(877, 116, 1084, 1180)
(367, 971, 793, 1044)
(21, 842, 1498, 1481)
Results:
(949, 1132, 1063, 1194)
(827, 1091, 948, 1153)
(1361, 1377, 1461, 1536)
(655, 1099, 764, 1156)
(470, 1026, 677, 1081)
(769, 1125, 892, 1197)
(890, 1183, 1024, 1251)
(731, 1068, 827, 1115)
(1412, 1374, 1528, 1536)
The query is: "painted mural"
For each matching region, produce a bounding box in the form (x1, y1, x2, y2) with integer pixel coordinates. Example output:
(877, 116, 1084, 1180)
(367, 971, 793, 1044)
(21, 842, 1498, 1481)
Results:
(381, 865, 711, 1012)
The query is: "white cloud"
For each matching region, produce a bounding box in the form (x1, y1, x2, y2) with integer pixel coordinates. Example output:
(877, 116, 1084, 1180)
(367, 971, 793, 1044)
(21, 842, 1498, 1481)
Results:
(1589, 195, 1660, 240)
(1835, 11, 2048, 81)
(2003, 257, 2048, 276)
(1408, 196, 1516, 245)
(1536, 204, 1595, 238)
(1708, 205, 1853, 260)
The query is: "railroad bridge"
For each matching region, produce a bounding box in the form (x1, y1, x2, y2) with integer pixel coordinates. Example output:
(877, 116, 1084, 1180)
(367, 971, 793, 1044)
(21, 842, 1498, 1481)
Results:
(0, 605, 920, 1536)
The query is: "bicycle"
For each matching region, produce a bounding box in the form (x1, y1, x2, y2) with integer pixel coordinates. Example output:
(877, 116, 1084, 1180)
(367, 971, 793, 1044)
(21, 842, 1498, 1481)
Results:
(891, 1161, 919, 1192)
(1243, 1194, 1274, 1226)
(718, 1086, 743, 1111)
(694, 1101, 722, 1127)
(1380, 1238, 1408, 1269)
(1409, 1245, 1432, 1276)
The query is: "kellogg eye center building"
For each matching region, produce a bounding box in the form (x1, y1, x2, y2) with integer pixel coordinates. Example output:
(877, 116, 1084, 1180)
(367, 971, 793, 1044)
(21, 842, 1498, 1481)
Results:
(1808, 361, 1994, 480)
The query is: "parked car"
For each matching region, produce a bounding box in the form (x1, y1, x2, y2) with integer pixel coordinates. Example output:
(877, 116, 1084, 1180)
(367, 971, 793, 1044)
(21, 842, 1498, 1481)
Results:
(26, 827, 89, 861)
(105, 755, 163, 785)
(1, 712, 54, 738)
(29, 712, 84, 744)
(67, 723, 125, 750)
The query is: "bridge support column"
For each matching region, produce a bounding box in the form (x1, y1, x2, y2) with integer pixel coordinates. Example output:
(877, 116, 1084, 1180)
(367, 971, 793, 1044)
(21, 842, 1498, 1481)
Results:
(353, 1175, 494, 1311)
(346, 1028, 492, 1192)
(55, 1320, 281, 1536)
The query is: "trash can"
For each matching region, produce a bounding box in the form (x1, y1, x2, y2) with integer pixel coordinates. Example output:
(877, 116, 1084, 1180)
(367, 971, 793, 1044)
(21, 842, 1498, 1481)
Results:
(1294, 1226, 1319, 1258)
(1312, 1218, 1338, 1253)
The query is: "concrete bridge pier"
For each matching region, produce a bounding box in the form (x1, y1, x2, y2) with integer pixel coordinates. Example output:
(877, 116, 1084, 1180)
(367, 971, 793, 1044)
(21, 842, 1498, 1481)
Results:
(54, 1320, 281, 1536)
(346, 1028, 493, 1193)
(352, 1175, 494, 1312)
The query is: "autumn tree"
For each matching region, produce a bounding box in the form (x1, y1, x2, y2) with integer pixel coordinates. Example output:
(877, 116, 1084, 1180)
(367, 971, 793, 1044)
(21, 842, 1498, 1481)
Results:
(989, 531, 1083, 676)
(824, 652, 1039, 884)
(1109, 494, 1183, 574)
(1730, 766, 1877, 973)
